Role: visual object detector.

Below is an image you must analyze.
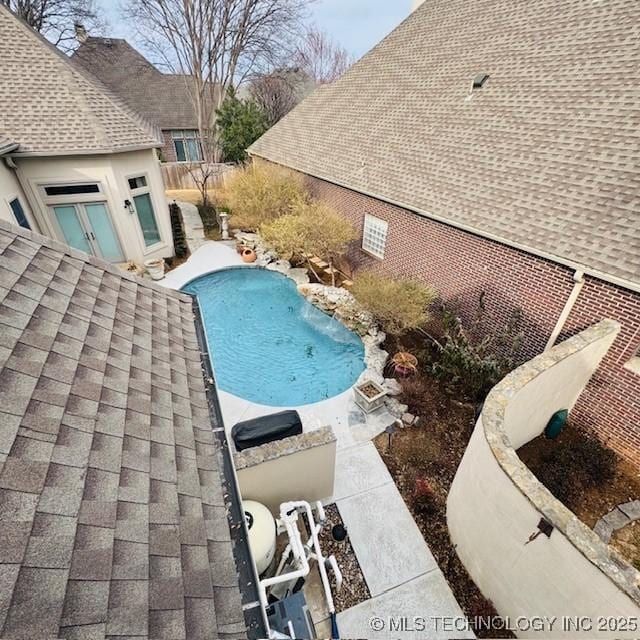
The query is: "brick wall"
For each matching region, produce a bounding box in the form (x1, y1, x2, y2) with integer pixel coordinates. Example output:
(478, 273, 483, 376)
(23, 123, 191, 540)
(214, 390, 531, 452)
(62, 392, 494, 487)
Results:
(298, 170, 640, 467)
(160, 131, 177, 163)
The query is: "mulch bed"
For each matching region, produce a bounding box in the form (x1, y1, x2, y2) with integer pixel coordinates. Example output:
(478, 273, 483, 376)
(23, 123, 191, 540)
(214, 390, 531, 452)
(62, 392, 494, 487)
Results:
(373, 374, 514, 639)
(318, 504, 370, 612)
(518, 424, 640, 567)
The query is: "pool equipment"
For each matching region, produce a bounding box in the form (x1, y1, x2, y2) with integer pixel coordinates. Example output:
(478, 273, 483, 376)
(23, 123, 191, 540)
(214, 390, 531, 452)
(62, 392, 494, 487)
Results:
(244, 500, 277, 575)
(259, 501, 342, 639)
(232, 411, 303, 452)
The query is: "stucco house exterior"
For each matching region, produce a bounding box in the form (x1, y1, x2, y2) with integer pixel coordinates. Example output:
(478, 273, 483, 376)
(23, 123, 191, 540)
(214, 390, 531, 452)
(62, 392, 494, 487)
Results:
(0, 5, 174, 265)
(73, 36, 211, 165)
(250, 0, 640, 466)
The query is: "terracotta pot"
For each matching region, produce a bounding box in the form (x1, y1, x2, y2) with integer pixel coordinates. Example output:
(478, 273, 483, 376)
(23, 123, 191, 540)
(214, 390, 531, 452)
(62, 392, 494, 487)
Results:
(241, 248, 257, 263)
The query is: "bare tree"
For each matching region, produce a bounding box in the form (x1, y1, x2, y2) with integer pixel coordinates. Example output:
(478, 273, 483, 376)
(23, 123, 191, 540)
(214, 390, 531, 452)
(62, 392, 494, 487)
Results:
(249, 68, 313, 126)
(1, 0, 104, 51)
(124, 0, 311, 206)
(294, 27, 352, 84)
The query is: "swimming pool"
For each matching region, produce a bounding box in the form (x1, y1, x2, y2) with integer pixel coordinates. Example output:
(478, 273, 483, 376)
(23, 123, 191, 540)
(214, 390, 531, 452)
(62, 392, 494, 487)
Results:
(184, 268, 365, 406)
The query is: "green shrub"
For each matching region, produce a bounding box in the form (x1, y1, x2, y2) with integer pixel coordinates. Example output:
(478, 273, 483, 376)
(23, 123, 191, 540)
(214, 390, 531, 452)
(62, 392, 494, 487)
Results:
(221, 163, 306, 231)
(351, 272, 437, 335)
(430, 301, 523, 402)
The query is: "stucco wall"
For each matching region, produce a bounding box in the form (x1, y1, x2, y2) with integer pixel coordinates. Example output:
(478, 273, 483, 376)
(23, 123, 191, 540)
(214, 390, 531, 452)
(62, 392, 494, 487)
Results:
(234, 427, 336, 514)
(12, 148, 173, 263)
(0, 161, 37, 230)
(447, 320, 640, 638)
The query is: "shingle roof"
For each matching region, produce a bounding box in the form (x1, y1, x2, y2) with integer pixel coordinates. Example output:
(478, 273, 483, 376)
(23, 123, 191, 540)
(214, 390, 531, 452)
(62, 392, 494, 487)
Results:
(73, 38, 216, 131)
(0, 220, 247, 639)
(0, 6, 162, 155)
(0, 134, 18, 155)
(250, 0, 640, 290)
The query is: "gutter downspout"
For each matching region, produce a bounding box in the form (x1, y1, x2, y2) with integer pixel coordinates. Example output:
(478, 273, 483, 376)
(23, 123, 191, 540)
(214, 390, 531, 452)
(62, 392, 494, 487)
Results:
(545, 270, 585, 351)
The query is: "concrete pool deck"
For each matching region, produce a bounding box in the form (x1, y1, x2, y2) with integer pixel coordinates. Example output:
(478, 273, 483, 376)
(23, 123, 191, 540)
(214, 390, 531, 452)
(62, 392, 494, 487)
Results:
(160, 236, 471, 639)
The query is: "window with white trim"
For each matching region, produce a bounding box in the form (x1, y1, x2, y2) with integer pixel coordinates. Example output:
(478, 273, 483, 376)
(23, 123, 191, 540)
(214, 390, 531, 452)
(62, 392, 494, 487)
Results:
(128, 174, 161, 247)
(9, 198, 30, 229)
(171, 130, 203, 162)
(362, 213, 388, 259)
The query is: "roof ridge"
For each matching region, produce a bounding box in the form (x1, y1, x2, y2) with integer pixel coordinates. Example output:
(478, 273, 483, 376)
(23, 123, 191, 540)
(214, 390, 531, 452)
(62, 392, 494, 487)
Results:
(0, 4, 163, 152)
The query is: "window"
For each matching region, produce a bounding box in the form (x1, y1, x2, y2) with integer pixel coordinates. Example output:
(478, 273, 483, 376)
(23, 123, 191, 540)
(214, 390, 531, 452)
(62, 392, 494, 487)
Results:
(362, 214, 388, 259)
(9, 198, 30, 229)
(171, 130, 203, 162)
(128, 175, 161, 247)
(44, 183, 100, 197)
(128, 176, 147, 190)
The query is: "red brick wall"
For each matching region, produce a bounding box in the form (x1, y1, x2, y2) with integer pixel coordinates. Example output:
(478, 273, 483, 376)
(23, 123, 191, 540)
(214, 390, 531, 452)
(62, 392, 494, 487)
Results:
(300, 170, 640, 467)
(160, 131, 177, 163)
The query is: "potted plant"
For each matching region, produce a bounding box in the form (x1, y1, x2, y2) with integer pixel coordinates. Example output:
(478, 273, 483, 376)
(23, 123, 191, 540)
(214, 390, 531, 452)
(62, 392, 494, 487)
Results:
(144, 258, 165, 280)
(390, 351, 418, 377)
(354, 380, 387, 413)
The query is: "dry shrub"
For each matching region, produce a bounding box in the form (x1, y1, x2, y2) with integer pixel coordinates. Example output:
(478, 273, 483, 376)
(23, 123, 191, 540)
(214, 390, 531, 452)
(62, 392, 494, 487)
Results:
(351, 272, 437, 335)
(220, 163, 306, 230)
(260, 201, 356, 284)
(526, 431, 617, 507)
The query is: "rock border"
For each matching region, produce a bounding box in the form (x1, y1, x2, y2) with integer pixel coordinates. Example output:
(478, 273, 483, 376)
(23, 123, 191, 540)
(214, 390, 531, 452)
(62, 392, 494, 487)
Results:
(594, 501, 640, 544)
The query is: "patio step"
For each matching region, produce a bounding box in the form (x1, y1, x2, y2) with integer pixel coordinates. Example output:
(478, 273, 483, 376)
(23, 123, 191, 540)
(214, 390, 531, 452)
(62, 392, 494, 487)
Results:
(309, 256, 329, 268)
(341, 279, 354, 288)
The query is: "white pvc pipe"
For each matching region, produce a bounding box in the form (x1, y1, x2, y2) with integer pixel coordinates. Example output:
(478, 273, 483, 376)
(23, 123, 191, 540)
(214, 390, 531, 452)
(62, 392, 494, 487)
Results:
(258, 500, 337, 639)
(545, 270, 585, 351)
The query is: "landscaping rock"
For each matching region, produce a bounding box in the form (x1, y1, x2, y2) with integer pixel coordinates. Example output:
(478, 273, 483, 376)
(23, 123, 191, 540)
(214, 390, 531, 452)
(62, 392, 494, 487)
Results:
(602, 508, 630, 531)
(402, 413, 415, 426)
(383, 397, 408, 419)
(618, 500, 640, 520)
(593, 519, 614, 543)
(383, 378, 402, 396)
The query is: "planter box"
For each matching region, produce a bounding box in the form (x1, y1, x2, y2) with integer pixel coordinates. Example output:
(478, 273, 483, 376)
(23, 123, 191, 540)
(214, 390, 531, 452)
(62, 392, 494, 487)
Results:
(354, 380, 387, 414)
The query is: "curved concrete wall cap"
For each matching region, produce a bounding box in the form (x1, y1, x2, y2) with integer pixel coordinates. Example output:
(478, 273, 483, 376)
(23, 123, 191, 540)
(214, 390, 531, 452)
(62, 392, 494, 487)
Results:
(448, 319, 640, 638)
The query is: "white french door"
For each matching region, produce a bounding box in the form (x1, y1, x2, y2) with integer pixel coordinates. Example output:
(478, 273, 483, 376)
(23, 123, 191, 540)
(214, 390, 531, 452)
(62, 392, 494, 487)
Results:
(51, 202, 124, 262)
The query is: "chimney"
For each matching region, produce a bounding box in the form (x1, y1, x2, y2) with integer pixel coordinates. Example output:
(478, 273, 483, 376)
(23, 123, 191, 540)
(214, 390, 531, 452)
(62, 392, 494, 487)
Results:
(74, 23, 88, 44)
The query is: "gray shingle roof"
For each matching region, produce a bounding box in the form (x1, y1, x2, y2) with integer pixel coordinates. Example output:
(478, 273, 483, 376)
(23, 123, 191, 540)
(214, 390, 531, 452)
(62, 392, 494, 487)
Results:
(73, 38, 216, 131)
(250, 0, 640, 290)
(0, 220, 246, 639)
(0, 134, 17, 155)
(0, 6, 162, 155)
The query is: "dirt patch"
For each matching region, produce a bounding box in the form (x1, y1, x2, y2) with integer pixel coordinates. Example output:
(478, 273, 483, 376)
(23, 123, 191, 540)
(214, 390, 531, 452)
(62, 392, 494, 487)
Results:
(373, 374, 513, 638)
(518, 424, 640, 566)
(318, 504, 370, 612)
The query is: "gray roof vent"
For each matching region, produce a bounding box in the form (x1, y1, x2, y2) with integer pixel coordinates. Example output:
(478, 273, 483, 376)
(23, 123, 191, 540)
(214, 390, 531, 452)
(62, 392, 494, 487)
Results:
(472, 73, 490, 89)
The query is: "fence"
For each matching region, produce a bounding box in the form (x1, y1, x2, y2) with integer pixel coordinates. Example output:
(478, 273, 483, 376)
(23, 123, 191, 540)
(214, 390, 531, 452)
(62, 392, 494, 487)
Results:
(161, 162, 235, 190)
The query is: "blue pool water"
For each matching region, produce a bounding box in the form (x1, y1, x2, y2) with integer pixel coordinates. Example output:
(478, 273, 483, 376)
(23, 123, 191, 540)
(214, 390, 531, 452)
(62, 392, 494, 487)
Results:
(184, 268, 365, 406)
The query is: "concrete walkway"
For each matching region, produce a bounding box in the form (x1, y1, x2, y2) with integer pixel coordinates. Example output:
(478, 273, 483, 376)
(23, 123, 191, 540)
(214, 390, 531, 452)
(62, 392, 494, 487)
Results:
(159, 238, 472, 639)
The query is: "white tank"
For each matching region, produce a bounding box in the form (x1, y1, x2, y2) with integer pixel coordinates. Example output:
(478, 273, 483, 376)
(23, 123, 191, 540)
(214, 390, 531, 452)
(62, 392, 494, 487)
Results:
(244, 500, 277, 575)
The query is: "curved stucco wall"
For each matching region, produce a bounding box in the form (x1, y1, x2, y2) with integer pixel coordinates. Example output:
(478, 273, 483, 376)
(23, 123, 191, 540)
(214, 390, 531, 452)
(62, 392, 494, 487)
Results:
(447, 320, 640, 638)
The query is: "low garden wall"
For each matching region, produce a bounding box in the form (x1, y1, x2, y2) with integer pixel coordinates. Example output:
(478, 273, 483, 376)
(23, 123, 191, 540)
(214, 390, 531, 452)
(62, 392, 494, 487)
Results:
(234, 426, 336, 514)
(447, 319, 640, 638)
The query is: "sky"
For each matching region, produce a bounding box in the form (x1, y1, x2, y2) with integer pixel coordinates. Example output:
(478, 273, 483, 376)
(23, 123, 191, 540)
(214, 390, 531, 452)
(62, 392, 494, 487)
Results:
(98, 0, 411, 62)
